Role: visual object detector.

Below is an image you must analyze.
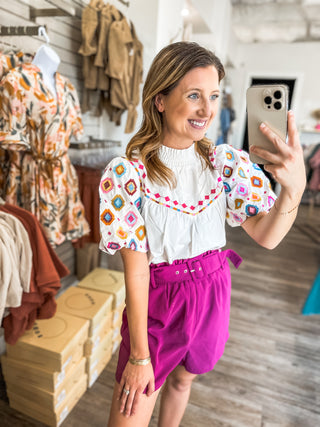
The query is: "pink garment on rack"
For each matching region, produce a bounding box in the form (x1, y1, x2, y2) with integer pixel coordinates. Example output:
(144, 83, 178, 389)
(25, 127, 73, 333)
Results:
(309, 148, 320, 191)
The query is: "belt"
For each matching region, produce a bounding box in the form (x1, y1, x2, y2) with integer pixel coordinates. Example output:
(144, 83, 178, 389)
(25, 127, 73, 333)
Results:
(150, 249, 242, 287)
(26, 150, 67, 189)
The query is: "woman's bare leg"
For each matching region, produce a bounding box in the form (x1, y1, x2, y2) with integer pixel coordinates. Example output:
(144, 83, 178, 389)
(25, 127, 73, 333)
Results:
(108, 381, 161, 427)
(158, 365, 197, 427)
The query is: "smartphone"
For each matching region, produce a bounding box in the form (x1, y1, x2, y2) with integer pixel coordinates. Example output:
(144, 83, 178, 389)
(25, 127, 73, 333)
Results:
(246, 84, 288, 164)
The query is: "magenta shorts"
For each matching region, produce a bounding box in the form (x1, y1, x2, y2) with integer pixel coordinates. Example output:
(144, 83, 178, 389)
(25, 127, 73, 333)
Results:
(116, 249, 242, 391)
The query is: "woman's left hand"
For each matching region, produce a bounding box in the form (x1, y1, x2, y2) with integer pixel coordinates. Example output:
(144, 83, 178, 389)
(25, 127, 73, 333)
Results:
(249, 110, 306, 199)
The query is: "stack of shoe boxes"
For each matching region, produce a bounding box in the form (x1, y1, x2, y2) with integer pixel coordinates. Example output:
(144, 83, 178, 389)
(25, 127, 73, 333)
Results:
(1, 312, 89, 427)
(77, 268, 126, 354)
(56, 286, 113, 388)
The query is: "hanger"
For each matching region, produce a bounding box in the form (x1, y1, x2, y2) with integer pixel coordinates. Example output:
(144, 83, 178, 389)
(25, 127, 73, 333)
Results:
(118, 0, 130, 6)
(109, 0, 130, 18)
(38, 26, 50, 44)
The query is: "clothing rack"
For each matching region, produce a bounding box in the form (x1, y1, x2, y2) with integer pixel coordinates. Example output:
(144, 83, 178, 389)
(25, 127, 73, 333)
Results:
(0, 25, 48, 37)
(69, 137, 121, 168)
(69, 137, 121, 149)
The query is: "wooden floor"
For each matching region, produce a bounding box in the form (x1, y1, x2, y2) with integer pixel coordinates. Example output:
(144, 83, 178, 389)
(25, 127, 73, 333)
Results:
(1, 204, 319, 427)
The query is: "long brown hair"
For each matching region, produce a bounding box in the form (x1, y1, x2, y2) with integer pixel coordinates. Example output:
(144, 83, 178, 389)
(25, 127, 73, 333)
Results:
(126, 41, 225, 188)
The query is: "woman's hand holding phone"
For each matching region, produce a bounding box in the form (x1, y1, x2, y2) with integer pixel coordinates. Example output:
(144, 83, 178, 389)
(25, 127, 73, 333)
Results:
(249, 111, 306, 199)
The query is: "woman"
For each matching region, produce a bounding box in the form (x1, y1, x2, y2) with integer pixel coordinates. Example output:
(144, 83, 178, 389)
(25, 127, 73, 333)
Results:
(99, 41, 306, 426)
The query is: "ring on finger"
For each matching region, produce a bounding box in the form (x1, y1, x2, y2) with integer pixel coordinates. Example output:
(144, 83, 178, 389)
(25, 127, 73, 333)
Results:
(123, 388, 130, 396)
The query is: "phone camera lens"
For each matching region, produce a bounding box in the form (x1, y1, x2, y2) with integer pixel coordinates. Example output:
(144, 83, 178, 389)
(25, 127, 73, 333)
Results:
(274, 101, 282, 110)
(264, 96, 272, 105)
(274, 90, 282, 99)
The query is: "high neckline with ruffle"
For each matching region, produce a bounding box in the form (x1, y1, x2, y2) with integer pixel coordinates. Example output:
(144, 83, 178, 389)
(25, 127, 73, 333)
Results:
(158, 143, 198, 166)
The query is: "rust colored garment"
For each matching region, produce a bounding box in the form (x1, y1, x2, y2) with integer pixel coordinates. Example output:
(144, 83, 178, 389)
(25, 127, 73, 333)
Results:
(0, 63, 90, 246)
(0, 204, 69, 345)
(72, 165, 102, 279)
(73, 165, 101, 248)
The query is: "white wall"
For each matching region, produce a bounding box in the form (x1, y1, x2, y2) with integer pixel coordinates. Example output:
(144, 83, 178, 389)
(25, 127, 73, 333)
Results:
(228, 42, 320, 149)
(157, 0, 184, 51)
(190, 0, 232, 144)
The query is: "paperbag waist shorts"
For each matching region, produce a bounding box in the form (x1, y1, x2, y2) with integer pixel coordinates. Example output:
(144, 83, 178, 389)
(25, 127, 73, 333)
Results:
(116, 249, 242, 391)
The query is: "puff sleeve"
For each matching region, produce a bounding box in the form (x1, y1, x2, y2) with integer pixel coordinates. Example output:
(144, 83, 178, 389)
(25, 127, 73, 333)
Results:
(99, 157, 148, 255)
(0, 70, 29, 150)
(214, 144, 277, 227)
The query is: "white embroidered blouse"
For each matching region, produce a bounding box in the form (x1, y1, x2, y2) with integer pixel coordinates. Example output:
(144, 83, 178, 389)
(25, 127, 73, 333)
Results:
(99, 143, 276, 264)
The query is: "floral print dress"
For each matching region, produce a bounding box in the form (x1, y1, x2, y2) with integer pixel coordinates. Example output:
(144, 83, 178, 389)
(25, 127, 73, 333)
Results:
(0, 62, 89, 246)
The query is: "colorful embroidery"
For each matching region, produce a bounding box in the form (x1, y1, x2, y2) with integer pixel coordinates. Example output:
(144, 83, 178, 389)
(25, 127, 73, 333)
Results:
(223, 165, 233, 177)
(234, 199, 244, 209)
(125, 211, 138, 227)
(100, 177, 114, 194)
(107, 242, 121, 250)
(238, 167, 247, 179)
(231, 212, 243, 222)
(251, 176, 263, 188)
(113, 162, 127, 178)
(99, 144, 277, 256)
(144, 189, 223, 216)
(135, 225, 146, 241)
(128, 239, 137, 251)
(245, 205, 259, 216)
(116, 227, 128, 239)
(268, 195, 276, 207)
(226, 150, 234, 161)
(125, 179, 137, 195)
(240, 155, 249, 164)
(224, 182, 231, 193)
(252, 192, 261, 202)
(236, 183, 248, 197)
(129, 159, 224, 216)
(112, 194, 125, 210)
(101, 209, 115, 226)
(135, 197, 142, 210)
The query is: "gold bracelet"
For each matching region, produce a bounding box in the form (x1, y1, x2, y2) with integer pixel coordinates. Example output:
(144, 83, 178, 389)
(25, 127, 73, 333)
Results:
(129, 356, 151, 366)
(273, 199, 299, 215)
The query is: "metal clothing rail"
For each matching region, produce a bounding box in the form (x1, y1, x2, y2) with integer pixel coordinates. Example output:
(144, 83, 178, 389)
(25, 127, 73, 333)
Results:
(0, 25, 48, 37)
(69, 137, 121, 149)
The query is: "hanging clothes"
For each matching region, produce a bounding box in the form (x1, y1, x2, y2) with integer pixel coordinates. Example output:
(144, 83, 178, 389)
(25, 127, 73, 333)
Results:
(72, 165, 102, 280)
(107, 17, 143, 133)
(309, 145, 320, 192)
(0, 62, 90, 246)
(78, 1, 143, 132)
(78, 2, 122, 114)
(0, 203, 69, 345)
(0, 51, 29, 199)
(0, 209, 33, 322)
